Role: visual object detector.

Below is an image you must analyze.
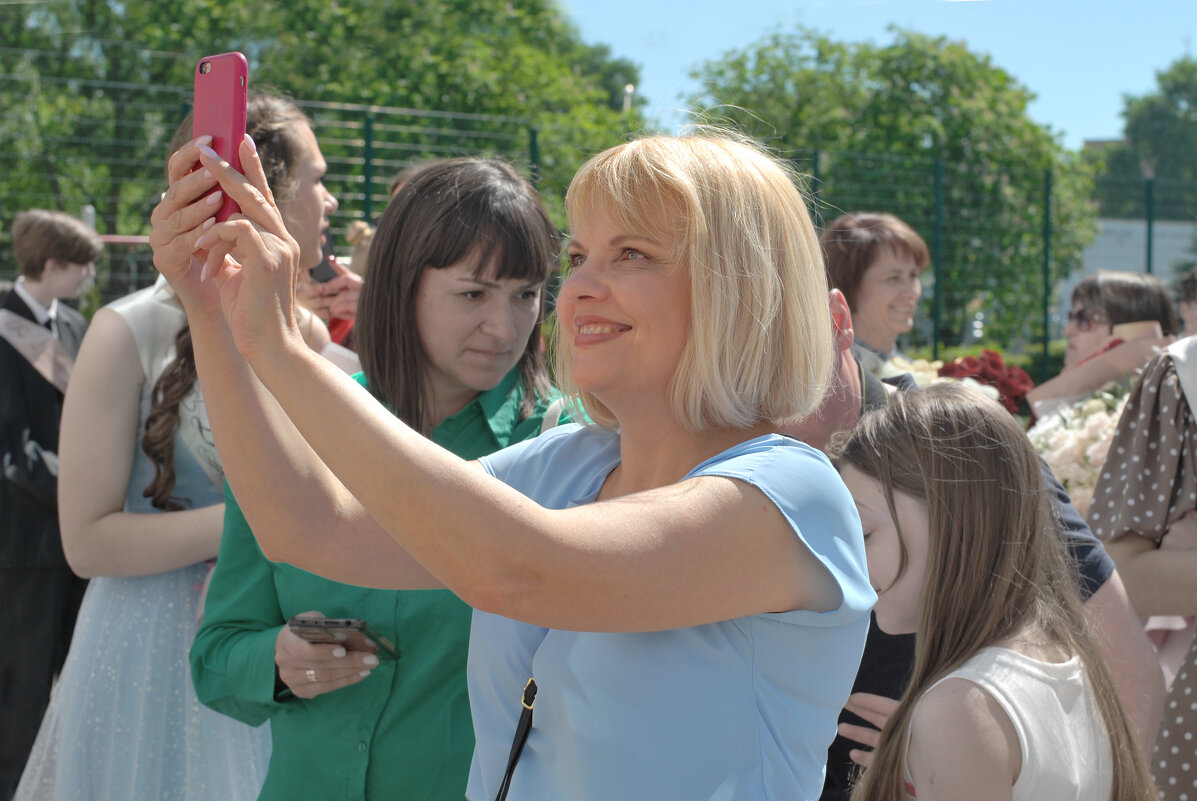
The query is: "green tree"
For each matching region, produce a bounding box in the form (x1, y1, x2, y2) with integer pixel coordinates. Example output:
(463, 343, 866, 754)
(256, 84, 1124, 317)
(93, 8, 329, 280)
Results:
(689, 27, 1097, 350)
(251, 0, 643, 220)
(1092, 56, 1197, 220)
(1, 0, 642, 277)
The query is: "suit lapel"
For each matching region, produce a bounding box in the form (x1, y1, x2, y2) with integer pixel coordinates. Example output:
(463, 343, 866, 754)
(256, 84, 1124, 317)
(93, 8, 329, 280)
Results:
(55, 309, 85, 359)
(2, 291, 38, 325)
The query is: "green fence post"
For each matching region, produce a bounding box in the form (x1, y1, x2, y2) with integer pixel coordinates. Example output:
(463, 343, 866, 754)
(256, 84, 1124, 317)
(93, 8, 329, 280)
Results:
(362, 114, 375, 222)
(1145, 177, 1155, 274)
(529, 126, 540, 185)
(932, 160, 944, 360)
(1040, 168, 1053, 384)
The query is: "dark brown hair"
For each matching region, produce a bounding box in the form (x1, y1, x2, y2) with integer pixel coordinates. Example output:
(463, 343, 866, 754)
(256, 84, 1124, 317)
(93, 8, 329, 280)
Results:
(1070, 270, 1178, 335)
(12, 209, 103, 279)
(821, 212, 929, 311)
(143, 92, 309, 509)
(356, 157, 559, 435)
(835, 383, 1154, 801)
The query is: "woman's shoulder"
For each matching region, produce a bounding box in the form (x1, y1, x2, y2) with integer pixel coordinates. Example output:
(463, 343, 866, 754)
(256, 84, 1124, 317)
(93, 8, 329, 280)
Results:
(105, 280, 183, 329)
(104, 281, 185, 380)
(908, 667, 1022, 793)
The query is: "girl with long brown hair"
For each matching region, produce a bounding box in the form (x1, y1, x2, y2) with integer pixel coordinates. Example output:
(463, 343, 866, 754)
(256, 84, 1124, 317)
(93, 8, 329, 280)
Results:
(835, 382, 1154, 801)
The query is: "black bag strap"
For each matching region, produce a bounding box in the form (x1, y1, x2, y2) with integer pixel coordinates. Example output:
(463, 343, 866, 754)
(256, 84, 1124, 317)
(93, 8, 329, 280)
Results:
(494, 678, 537, 801)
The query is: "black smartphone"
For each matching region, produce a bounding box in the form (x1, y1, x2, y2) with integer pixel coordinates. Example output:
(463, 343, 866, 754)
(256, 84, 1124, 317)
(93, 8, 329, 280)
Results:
(287, 616, 400, 660)
(309, 232, 338, 282)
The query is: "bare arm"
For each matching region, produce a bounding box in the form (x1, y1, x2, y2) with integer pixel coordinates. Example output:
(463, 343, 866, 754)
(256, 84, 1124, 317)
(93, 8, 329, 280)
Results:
(229, 337, 840, 631)
(1083, 570, 1165, 758)
(1106, 519, 1197, 618)
(1027, 333, 1171, 410)
(153, 135, 846, 633)
(906, 680, 1019, 801)
(58, 308, 224, 577)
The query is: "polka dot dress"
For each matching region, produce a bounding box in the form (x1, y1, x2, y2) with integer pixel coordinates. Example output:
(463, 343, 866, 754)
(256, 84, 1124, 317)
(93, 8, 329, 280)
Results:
(1089, 351, 1197, 799)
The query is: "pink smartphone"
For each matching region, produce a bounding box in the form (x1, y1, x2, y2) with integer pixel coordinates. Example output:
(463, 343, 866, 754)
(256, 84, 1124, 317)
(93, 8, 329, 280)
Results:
(192, 51, 248, 222)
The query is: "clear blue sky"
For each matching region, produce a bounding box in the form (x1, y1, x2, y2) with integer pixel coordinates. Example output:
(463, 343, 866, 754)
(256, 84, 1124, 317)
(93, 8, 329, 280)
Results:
(560, 0, 1196, 151)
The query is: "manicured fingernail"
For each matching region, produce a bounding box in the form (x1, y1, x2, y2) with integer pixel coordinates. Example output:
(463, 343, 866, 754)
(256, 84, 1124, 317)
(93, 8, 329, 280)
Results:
(199, 259, 212, 283)
(193, 232, 211, 252)
(243, 133, 257, 154)
(198, 144, 220, 162)
(332, 647, 347, 658)
(205, 190, 223, 207)
(359, 670, 372, 677)
(195, 135, 212, 147)
(362, 654, 379, 666)
(202, 168, 213, 180)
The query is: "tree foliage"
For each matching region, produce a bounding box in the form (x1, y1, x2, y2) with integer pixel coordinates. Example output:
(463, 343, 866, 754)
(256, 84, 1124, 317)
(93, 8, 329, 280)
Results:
(689, 27, 1097, 348)
(0, 0, 642, 274)
(1092, 56, 1197, 220)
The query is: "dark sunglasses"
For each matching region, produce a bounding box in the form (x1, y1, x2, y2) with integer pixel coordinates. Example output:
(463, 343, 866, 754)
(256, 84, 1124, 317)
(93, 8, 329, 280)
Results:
(1066, 307, 1106, 331)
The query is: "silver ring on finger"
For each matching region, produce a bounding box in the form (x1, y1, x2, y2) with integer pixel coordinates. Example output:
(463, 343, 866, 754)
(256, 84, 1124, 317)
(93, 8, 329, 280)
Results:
(306, 668, 318, 683)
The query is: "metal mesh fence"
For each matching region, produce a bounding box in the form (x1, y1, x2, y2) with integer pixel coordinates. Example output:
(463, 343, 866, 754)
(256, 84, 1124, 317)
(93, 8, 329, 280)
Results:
(0, 75, 535, 310)
(3, 73, 1196, 364)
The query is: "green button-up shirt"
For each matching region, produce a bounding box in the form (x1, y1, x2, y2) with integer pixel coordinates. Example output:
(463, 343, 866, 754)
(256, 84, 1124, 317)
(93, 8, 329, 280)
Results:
(190, 370, 567, 801)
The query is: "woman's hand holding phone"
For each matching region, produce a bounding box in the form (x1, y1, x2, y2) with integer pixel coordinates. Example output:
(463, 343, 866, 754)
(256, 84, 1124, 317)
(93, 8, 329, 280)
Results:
(149, 136, 229, 318)
(185, 136, 310, 362)
(274, 611, 379, 700)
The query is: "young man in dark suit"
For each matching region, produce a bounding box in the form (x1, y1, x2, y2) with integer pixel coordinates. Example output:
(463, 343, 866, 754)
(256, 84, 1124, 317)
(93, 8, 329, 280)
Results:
(0, 209, 100, 799)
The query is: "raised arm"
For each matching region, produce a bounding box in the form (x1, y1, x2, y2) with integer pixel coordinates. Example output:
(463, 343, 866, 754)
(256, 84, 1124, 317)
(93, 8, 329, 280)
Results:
(155, 137, 853, 633)
(1027, 332, 1171, 413)
(58, 308, 223, 577)
(148, 135, 439, 592)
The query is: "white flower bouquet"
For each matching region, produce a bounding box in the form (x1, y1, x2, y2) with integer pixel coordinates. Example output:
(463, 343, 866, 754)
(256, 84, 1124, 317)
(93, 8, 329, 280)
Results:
(1026, 387, 1130, 519)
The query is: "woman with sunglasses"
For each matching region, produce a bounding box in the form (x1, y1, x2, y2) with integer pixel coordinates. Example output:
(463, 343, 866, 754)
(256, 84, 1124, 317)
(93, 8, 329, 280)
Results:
(1026, 270, 1177, 419)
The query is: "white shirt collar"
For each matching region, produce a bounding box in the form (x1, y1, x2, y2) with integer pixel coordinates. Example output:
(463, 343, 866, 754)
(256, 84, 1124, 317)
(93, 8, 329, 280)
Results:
(13, 276, 57, 324)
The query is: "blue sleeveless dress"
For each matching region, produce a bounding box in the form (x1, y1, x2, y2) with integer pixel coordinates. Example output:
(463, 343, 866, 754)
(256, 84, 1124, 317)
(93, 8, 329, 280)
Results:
(15, 282, 270, 800)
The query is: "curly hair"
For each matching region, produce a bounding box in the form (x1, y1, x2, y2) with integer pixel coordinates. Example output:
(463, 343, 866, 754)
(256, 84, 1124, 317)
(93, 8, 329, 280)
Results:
(141, 325, 197, 510)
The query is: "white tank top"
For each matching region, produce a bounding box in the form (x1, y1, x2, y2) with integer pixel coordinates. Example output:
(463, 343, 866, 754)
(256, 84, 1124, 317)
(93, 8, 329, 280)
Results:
(905, 646, 1112, 801)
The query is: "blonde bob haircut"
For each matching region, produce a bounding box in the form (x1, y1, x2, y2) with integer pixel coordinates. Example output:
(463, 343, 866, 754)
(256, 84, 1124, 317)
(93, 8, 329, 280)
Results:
(555, 132, 832, 431)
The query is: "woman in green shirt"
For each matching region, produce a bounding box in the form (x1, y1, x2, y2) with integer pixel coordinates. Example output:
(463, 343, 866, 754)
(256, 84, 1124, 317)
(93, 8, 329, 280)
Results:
(189, 158, 566, 801)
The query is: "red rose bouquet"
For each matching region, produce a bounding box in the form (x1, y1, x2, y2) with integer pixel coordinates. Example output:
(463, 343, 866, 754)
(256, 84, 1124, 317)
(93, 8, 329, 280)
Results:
(937, 350, 1034, 414)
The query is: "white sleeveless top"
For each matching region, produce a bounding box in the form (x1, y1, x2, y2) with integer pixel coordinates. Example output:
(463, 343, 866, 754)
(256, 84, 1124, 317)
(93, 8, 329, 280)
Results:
(906, 646, 1112, 801)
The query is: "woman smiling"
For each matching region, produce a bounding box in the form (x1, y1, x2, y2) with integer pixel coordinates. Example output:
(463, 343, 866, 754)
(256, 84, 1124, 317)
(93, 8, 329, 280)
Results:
(149, 131, 874, 800)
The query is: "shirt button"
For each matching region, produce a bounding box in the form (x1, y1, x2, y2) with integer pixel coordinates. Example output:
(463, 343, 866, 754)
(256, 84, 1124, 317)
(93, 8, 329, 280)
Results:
(358, 742, 367, 753)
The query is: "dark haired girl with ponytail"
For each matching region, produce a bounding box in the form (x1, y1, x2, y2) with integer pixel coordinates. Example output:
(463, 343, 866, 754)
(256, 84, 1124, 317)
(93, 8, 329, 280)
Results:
(16, 92, 335, 801)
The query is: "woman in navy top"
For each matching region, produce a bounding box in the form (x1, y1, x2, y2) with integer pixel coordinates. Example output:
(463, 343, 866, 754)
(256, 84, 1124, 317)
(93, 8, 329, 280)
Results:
(149, 131, 875, 800)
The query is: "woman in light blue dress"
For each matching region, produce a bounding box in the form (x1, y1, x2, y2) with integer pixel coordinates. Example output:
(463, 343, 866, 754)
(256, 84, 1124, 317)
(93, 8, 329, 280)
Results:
(16, 93, 336, 800)
(151, 131, 875, 799)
